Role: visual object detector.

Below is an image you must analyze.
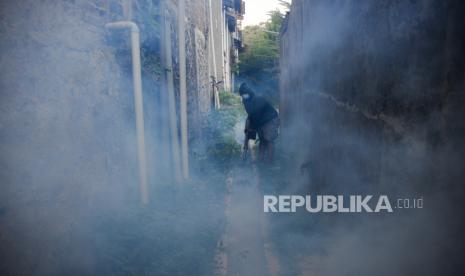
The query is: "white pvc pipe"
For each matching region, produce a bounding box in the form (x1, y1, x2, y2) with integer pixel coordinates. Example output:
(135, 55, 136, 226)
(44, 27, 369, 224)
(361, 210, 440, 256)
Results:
(105, 21, 149, 204)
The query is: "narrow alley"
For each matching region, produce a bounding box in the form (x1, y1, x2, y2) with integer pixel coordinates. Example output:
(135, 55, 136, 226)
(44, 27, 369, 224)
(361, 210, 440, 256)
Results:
(1, 1, 465, 276)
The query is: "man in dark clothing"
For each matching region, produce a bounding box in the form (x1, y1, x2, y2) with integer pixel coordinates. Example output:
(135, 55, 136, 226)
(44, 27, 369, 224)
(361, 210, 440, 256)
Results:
(239, 83, 279, 162)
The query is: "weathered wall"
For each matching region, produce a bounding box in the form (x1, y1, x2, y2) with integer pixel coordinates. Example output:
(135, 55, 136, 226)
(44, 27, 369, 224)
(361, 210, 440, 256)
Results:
(164, 0, 213, 141)
(0, 0, 232, 274)
(185, 0, 212, 140)
(0, 0, 167, 274)
(208, 0, 227, 88)
(280, 0, 465, 275)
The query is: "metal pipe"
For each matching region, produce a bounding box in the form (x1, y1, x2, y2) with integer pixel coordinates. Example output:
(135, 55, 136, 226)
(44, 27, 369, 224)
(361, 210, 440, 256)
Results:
(208, 0, 221, 109)
(162, 11, 182, 182)
(105, 21, 149, 204)
(178, 0, 189, 179)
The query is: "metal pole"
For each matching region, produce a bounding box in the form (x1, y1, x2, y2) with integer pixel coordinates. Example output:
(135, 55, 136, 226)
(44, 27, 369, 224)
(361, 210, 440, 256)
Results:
(163, 12, 182, 182)
(208, 0, 220, 109)
(178, 0, 189, 179)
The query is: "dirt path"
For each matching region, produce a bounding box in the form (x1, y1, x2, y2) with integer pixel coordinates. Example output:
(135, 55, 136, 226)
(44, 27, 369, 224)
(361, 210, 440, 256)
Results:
(215, 165, 279, 276)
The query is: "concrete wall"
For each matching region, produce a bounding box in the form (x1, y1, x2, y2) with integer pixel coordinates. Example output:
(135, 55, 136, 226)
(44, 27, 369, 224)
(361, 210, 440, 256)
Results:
(209, 0, 226, 87)
(185, 0, 212, 139)
(208, 0, 240, 92)
(0, 0, 152, 273)
(164, 0, 224, 140)
(279, 0, 465, 275)
(0, 0, 239, 273)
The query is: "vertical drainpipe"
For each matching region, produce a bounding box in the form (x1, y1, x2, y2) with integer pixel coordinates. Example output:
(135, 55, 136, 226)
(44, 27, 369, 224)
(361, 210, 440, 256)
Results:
(105, 21, 149, 204)
(221, 7, 227, 92)
(162, 7, 182, 182)
(208, 0, 220, 109)
(178, 0, 189, 179)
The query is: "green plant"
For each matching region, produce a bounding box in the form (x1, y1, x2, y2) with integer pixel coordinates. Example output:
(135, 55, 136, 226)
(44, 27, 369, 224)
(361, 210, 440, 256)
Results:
(238, 6, 289, 105)
(192, 91, 245, 170)
(219, 90, 242, 107)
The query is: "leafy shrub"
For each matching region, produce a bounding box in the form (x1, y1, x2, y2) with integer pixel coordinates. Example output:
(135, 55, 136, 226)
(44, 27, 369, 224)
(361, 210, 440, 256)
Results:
(219, 90, 242, 107)
(199, 92, 244, 168)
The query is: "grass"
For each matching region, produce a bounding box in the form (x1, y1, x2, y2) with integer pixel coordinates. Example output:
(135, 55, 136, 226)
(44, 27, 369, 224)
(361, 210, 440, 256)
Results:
(91, 183, 225, 276)
(89, 91, 246, 275)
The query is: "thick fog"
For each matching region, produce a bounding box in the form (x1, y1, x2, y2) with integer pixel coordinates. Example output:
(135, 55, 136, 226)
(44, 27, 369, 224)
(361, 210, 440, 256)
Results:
(0, 0, 226, 275)
(276, 0, 465, 275)
(1, 0, 464, 276)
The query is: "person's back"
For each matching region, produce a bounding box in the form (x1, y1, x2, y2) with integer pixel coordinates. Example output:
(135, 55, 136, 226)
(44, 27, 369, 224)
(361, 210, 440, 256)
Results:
(239, 83, 279, 162)
(243, 95, 278, 130)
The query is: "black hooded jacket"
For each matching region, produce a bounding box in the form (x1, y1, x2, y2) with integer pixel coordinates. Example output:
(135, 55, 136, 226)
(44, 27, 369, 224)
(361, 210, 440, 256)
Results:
(242, 92, 278, 129)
